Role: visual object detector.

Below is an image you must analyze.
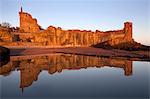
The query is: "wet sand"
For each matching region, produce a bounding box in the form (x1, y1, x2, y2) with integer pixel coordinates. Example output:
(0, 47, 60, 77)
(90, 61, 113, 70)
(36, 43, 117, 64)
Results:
(9, 47, 150, 61)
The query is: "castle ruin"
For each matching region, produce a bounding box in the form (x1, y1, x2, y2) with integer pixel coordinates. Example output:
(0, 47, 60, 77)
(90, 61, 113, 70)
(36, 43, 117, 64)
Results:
(0, 7, 133, 47)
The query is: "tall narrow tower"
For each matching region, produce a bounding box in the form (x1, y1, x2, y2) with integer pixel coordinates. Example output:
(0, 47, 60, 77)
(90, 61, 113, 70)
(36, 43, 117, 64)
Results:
(19, 7, 40, 33)
(19, 6, 23, 32)
(124, 22, 133, 42)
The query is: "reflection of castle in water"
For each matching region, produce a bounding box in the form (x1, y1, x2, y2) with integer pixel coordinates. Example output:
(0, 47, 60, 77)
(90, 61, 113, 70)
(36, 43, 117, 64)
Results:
(0, 54, 132, 91)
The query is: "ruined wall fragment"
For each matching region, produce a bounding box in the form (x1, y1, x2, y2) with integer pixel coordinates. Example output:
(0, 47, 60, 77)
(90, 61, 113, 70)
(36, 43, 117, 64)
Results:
(19, 8, 40, 33)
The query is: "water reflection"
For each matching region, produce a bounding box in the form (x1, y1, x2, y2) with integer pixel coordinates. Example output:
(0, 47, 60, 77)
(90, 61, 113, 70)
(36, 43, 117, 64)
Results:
(0, 54, 132, 91)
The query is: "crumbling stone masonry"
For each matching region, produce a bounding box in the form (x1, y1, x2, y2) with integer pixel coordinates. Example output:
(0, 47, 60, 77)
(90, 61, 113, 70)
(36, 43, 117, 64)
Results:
(0, 7, 133, 47)
(19, 7, 40, 33)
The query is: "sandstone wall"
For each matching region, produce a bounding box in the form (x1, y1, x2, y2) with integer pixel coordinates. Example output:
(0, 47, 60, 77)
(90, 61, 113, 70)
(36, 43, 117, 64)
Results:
(0, 11, 133, 47)
(124, 22, 132, 42)
(18, 11, 133, 46)
(0, 27, 13, 42)
(0, 22, 132, 47)
(31, 22, 132, 47)
(19, 11, 40, 33)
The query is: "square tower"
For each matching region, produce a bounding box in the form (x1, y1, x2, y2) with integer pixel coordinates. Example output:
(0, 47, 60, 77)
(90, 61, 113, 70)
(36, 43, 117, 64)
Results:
(124, 22, 133, 42)
(19, 7, 40, 33)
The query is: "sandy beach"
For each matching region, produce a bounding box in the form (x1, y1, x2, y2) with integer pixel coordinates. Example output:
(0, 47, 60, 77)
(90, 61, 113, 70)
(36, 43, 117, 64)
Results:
(8, 47, 150, 61)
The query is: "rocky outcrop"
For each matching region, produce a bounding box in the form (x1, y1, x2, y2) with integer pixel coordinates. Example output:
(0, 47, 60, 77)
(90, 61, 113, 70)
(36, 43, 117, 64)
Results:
(93, 40, 150, 51)
(0, 26, 13, 42)
(0, 46, 10, 66)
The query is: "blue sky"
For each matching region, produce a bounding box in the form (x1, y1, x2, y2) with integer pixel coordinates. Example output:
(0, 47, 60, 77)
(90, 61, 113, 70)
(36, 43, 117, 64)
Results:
(0, 0, 149, 45)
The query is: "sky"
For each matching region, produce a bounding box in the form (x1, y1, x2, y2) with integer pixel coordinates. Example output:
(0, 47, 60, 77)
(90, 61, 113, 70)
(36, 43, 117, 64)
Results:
(0, 0, 150, 45)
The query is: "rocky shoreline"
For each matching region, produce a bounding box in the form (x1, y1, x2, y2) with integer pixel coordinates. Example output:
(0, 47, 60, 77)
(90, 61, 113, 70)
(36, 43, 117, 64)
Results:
(93, 40, 150, 51)
(0, 46, 10, 66)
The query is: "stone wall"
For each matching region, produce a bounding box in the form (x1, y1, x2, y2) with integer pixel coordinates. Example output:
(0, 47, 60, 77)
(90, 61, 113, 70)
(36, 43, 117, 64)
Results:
(0, 10, 133, 47)
(30, 22, 132, 47)
(18, 10, 133, 47)
(19, 9, 40, 33)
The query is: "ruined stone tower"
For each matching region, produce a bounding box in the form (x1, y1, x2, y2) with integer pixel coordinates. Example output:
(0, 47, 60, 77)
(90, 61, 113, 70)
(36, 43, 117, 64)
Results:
(19, 7, 40, 33)
(124, 22, 132, 42)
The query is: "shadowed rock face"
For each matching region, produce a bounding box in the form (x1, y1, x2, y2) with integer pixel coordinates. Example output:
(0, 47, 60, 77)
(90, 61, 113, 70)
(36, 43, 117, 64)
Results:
(0, 46, 10, 67)
(0, 54, 132, 89)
